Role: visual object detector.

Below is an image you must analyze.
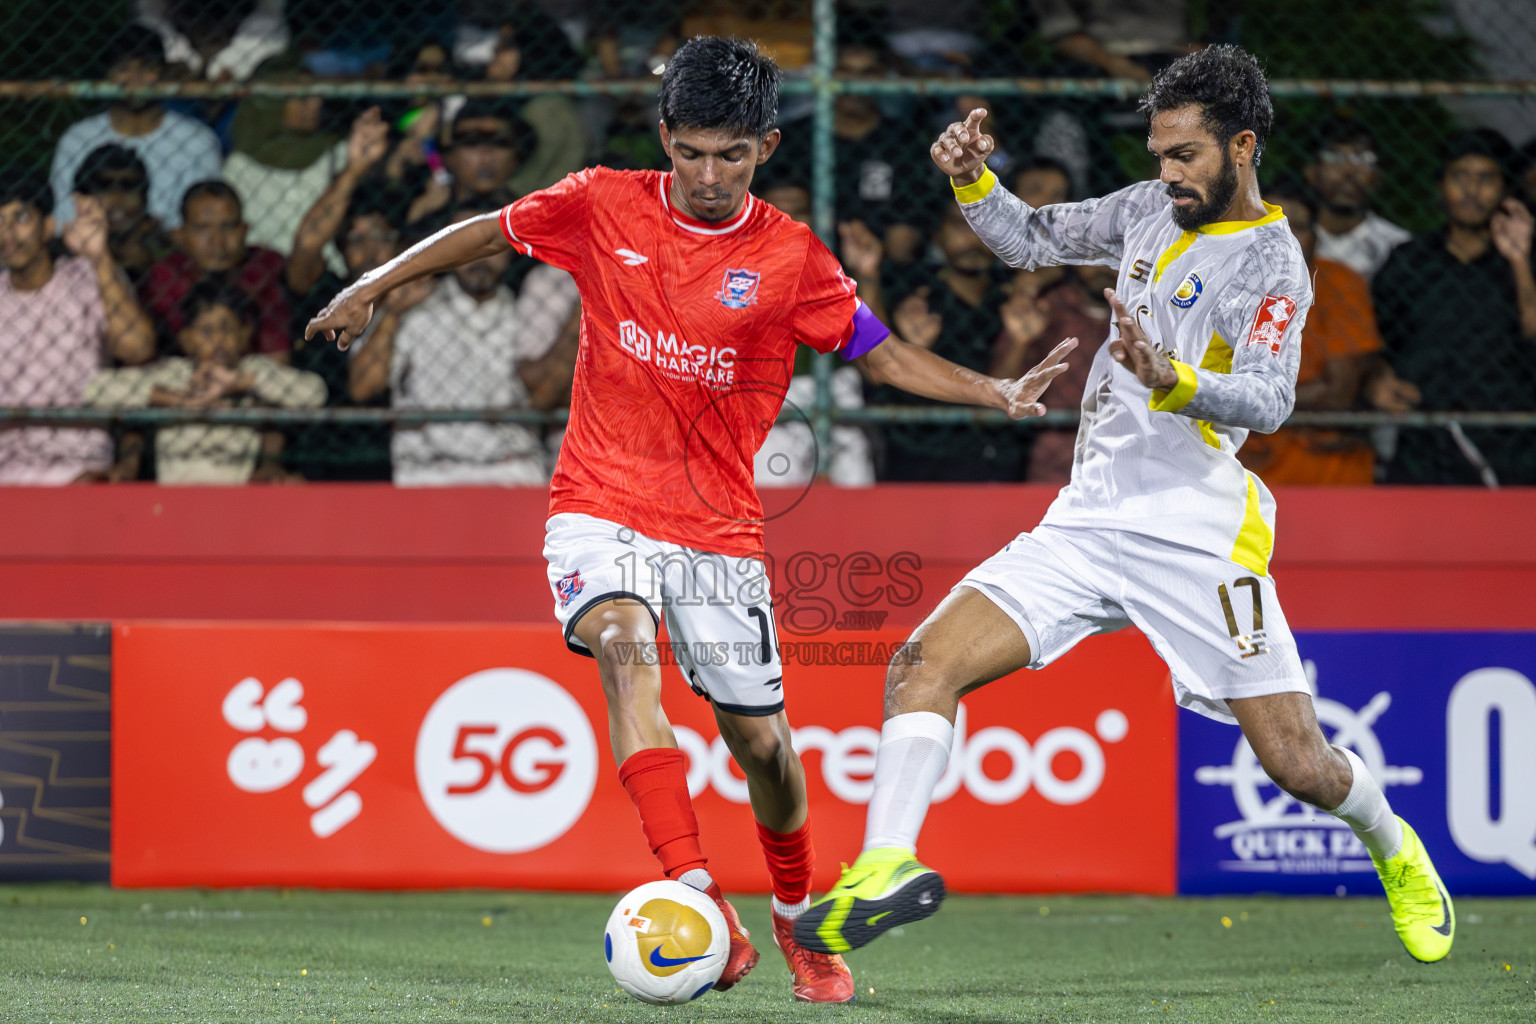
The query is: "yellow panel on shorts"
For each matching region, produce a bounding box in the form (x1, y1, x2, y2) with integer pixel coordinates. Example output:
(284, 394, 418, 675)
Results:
(1231, 473, 1274, 577)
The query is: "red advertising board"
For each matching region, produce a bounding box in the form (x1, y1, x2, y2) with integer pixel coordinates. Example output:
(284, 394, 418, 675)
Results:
(112, 622, 1175, 893)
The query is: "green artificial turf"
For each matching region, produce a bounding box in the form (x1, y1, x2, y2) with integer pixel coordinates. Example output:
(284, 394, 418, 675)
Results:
(1, 886, 1531, 1022)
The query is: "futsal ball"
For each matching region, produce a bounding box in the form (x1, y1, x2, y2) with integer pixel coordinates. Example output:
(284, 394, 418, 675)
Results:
(603, 879, 729, 1004)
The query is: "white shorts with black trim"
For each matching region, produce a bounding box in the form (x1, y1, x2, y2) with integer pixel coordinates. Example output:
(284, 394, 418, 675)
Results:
(543, 512, 785, 716)
(959, 524, 1309, 723)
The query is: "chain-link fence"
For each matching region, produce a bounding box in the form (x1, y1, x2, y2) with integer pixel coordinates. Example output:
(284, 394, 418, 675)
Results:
(0, 0, 1533, 487)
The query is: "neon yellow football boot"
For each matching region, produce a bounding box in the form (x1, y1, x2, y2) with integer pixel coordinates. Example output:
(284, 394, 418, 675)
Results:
(1374, 817, 1454, 963)
(793, 847, 945, 954)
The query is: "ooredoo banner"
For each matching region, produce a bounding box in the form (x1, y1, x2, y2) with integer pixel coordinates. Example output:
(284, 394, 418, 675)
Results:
(112, 622, 1176, 893)
(1179, 631, 1536, 896)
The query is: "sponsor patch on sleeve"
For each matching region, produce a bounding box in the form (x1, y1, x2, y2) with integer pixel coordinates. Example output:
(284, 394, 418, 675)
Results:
(1246, 295, 1297, 354)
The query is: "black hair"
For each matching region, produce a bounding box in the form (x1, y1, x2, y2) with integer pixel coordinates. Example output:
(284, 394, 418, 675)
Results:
(110, 23, 167, 70)
(1014, 155, 1074, 195)
(468, 2, 585, 81)
(1262, 176, 1316, 221)
(1440, 128, 1515, 184)
(0, 164, 54, 217)
(74, 144, 150, 196)
(1140, 44, 1273, 166)
(179, 278, 257, 331)
(1519, 137, 1536, 175)
(1313, 116, 1377, 156)
(450, 98, 518, 140)
(658, 36, 781, 139)
(336, 180, 409, 250)
(754, 159, 808, 192)
(180, 179, 243, 222)
(839, 10, 890, 55)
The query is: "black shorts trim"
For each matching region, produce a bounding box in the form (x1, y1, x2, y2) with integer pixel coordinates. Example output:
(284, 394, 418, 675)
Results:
(708, 698, 786, 717)
(562, 590, 660, 658)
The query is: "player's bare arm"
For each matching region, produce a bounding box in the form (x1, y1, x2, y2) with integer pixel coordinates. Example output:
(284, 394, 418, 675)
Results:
(304, 213, 510, 350)
(1104, 288, 1178, 389)
(931, 108, 994, 188)
(858, 334, 1078, 419)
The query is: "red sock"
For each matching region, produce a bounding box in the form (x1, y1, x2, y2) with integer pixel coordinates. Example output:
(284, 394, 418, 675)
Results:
(756, 819, 815, 905)
(618, 748, 710, 882)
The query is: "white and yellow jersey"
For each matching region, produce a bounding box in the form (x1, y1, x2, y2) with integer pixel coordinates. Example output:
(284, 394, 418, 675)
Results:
(956, 169, 1313, 576)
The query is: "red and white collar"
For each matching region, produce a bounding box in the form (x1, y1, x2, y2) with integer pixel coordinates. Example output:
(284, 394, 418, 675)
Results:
(659, 172, 755, 236)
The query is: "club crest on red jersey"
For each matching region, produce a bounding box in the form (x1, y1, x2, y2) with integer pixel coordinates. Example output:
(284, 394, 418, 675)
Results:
(1246, 294, 1297, 353)
(556, 570, 585, 608)
(716, 268, 760, 309)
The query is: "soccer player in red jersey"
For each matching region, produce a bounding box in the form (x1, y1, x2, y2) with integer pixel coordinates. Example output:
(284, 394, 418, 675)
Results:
(308, 36, 1074, 1003)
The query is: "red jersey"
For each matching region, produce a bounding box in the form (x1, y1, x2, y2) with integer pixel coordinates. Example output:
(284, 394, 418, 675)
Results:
(500, 168, 866, 557)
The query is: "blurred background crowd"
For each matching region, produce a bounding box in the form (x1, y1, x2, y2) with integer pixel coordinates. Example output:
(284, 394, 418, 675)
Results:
(0, 0, 1533, 488)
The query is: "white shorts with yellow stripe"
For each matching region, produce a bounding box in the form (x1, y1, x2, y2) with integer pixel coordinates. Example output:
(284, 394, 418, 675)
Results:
(959, 524, 1309, 723)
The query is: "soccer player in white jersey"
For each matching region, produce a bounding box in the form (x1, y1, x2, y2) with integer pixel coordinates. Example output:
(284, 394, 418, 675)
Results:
(796, 45, 1455, 965)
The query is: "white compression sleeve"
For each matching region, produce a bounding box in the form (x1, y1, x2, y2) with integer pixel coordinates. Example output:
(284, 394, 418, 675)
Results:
(862, 712, 956, 853)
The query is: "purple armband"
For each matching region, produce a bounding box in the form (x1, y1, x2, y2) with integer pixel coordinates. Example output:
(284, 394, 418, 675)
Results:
(841, 301, 891, 360)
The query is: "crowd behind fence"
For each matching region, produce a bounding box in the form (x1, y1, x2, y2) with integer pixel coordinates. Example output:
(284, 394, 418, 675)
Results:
(0, 0, 1533, 488)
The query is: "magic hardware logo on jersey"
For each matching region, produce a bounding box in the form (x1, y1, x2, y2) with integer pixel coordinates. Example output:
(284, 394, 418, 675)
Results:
(617, 320, 737, 386)
(716, 268, 760, 309)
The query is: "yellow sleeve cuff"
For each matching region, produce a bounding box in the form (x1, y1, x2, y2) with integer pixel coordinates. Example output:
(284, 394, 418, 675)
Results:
(951, 166, 998, 204)
(1149, 360, 1199, 412)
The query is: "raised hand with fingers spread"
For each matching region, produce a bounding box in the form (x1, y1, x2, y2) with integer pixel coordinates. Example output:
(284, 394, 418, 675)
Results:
(1105, 288, 1177, 390)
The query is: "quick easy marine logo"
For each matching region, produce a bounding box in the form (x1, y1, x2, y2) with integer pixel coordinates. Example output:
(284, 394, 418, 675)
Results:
(1170, 272, 1203, 308)
(1194, 664, 1421, 877)
(716, 268, 760, 309)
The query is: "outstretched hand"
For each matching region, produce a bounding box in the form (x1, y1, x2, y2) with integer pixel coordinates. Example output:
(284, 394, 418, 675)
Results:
(306, 286, 375, 351)
(930, 107, 994, 187)
(1105, 289, 1177, 390)
(996, 336, 1077, 418)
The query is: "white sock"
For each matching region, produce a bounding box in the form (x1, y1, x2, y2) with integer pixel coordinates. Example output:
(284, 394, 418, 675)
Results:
(1328, 746, 1404, 861)
(772, 895, 810, 919)
(678, 867, 715, 894)
(862, 712, 955, 853)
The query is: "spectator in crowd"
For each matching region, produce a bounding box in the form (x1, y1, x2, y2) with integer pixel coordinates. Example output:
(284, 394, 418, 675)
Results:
(405, 100, 522, 224)
(1012, 155, 1074, 209)
(49, 24, 222, 231)
(285, 110, 411, 480)
(868, 203, 1024, 481)
(757, 173, 812, 227)
(85, 280, 325, 484)
(1519, 138, 1536, 209)
(0, 168, 156, 484)
(1373, 129, 1536, 485)
(456, 1, 587, 195)
(223, 53, 350, 268)
(137, 0, 290, 82)
(349, 199, 579, 486)
(72, 144, 172, 288)
(990, 263, 1116, 483)
(1305, 118, 1411, 281)
(751, 212, 882, 490)
(1240, 183, 1419, 485)
(753, 366, 876, 489)
(1034, 0, 1196, 83)
(828, 32, 936, 264)
(287, 108, 394, 303)
(142, 180, 292, 361)
(879, 0, 988, 73)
